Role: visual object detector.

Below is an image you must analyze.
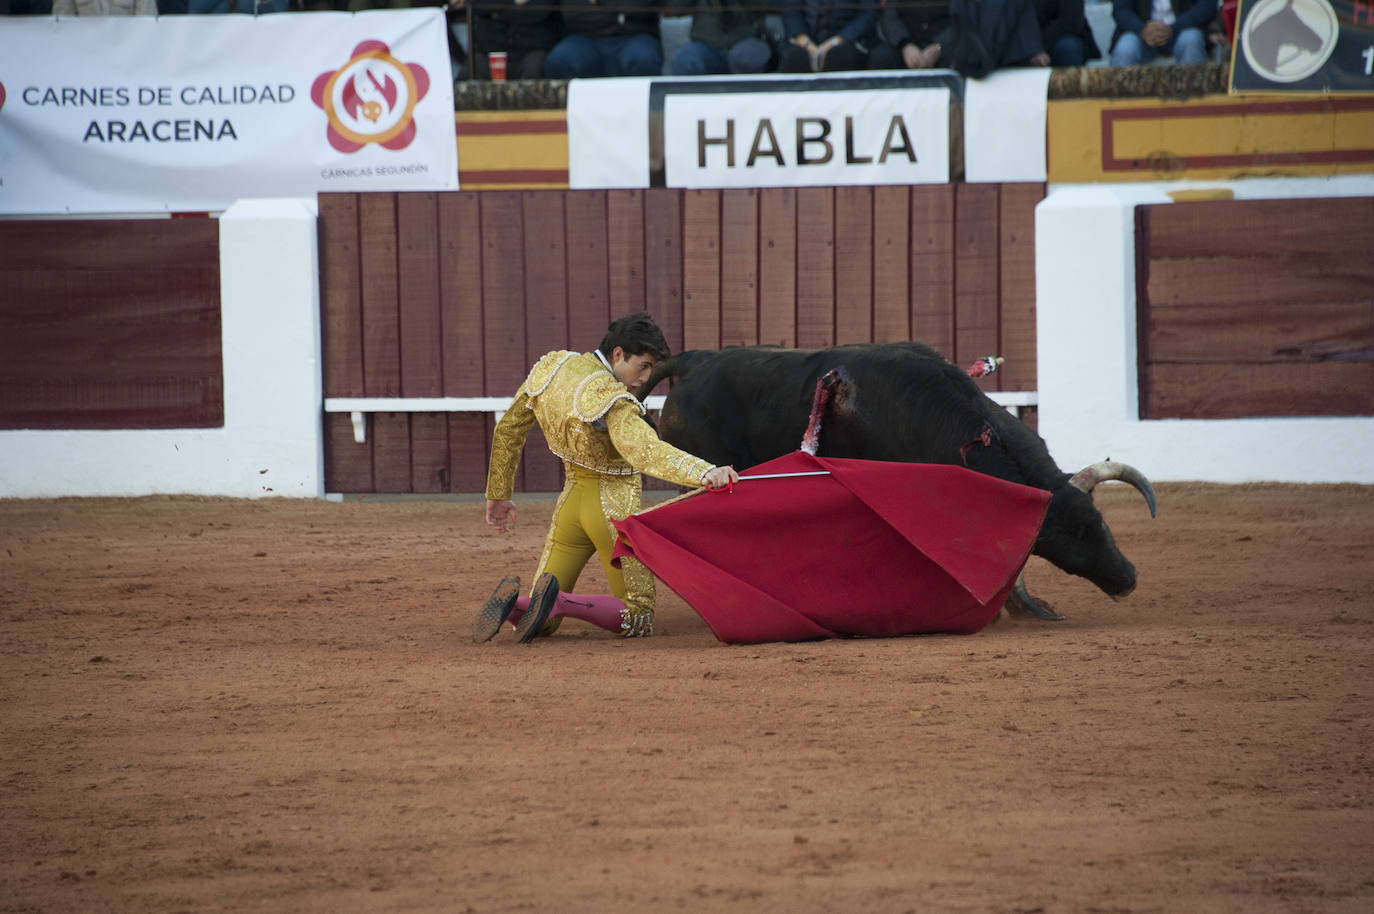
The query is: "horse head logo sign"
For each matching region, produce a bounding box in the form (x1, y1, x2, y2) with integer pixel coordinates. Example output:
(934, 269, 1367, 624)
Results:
(1241, 0, 1339, 82)
(311, 40, 431, 153)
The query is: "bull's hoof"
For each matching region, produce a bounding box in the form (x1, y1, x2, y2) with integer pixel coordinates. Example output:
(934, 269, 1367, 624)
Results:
(1004, 590, 1066, 622)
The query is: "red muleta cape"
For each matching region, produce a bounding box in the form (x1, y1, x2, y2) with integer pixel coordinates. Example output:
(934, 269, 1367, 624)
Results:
(612, 452, 1051, 644)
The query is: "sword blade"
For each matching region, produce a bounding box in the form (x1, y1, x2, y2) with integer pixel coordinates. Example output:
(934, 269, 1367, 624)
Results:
(736, 471, 832, 480)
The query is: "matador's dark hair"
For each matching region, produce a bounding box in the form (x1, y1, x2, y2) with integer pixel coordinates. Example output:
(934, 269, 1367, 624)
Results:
(599, 312, 670, 362)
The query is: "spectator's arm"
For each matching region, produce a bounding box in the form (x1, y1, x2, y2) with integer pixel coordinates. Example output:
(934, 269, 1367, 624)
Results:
(1173, 0, 1219, 31)
(1041, 0, 1085, 47)
(838, 0, 878, 45)
(1112, 0, 1147, 34)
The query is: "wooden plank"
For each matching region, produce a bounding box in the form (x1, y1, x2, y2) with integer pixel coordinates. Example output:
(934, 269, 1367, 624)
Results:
(1145, 361, 1374, 419)
(720, 189, 759, 348)
(565, 190, 611, 351)
(1147, 301, 1374, 364)
(998, 183, 1044, 393)
(758, 188, 797, 348)
(954, 183, 1000, 382)
(644, 187, 684, 353)
(682, 189, 721, 351)
(1145, 254, 1373, 310)
(1143, 197, 1374, 260)
(796, 187, 835, 350)
(479, 191, 528, 395)
(358, 193, 402, 397)
(522, 191, 570, 352)
(409, 413, 451, 493)
(0, 376, 223, 430)
(323, 412, 373, 493)
(834, 186, 873, 345)
(438, 192, 485, 396)
(607, 189, 646, 316)
(909, 185, 955, 359)
(871, 185, 910, 344)
(371, 411, 414, 492)
(318, 194, 365, 397)
(0, 219, 220, 271)
(0, 265, 222, 429)
(397, 193, 443, 398)
(521, 190, 569, 493)
(446, 412, 490, 494)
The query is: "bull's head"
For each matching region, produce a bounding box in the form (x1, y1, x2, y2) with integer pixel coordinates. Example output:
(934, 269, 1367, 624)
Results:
(1036, 461, 1157, 597)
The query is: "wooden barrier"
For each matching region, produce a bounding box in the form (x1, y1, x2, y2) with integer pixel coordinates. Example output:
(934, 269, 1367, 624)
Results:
(1136, 196, 1374, 420)
(0, 219, 223, 431)
(319, 185, 1044, 493)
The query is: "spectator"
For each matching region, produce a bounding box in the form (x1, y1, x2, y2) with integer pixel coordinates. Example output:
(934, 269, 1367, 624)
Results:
(1034, 0, 1101, 66)
(945, 0, 1042, 76)
(778, 0, 879, 73)
(545, 0, 664, 78)
(450, 0, 562, 79)
(666, 0, 774, 75)
(188, 0, 289, 11)
(1108, 0, 1215, 65)
(867, 0, 955, 70)
(53, 0, 156, 11)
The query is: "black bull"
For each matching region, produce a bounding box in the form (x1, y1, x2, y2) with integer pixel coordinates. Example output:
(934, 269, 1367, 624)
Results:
(643, 342, 1157, 620)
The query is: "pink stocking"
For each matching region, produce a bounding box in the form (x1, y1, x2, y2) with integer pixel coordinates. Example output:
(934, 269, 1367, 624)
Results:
(548, 592, 626, 633)
(505, 596, 530, 627)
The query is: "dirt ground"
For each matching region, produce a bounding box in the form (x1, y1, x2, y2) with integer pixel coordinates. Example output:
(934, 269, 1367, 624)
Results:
(2, 483, 1373, 913)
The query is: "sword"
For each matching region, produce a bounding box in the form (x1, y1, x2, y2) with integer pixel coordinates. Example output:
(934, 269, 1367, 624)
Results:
(709, 469, 831, 493)
(737, 471, 831, 480)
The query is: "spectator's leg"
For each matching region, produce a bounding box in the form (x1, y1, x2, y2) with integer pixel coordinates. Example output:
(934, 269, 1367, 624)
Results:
(616, 33, 665, 76)
(867, 42, 903, 70)
(672, 39, 728, 75)
(1170, 26, 1207, 63)
(512, 49, 549, 80)
(777, 43, 812, 73)
(472, 52, 492, 81)
(1051, 34, 1086, 66)
(820, 42, 864, 71)
(545, 35, 605, 79)
(726, 37, 774, 73)
(1109, 32, 1153, 66)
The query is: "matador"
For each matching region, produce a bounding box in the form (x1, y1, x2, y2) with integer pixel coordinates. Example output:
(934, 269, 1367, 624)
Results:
(474, 313, 738, 642)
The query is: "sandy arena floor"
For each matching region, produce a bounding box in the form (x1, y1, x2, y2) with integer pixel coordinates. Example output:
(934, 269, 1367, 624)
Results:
(2, 483, 1373, 913)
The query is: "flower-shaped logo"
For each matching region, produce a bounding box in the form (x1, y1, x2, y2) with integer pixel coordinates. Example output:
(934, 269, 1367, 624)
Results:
(311, 40, 430, 153)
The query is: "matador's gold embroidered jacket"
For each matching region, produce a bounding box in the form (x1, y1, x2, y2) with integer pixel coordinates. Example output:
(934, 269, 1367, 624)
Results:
(485, 351, 715, 501)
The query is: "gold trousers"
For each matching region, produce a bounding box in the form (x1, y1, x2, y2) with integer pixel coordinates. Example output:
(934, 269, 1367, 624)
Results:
(531, 464, 656, 637)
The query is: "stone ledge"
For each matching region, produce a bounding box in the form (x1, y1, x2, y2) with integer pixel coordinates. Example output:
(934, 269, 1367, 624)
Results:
(451, 64, 1231, 111)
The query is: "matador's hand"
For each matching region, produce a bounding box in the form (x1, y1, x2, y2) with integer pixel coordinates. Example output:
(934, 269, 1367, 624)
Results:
(702, 466, 740, 490)
(486, 499, 516, 532)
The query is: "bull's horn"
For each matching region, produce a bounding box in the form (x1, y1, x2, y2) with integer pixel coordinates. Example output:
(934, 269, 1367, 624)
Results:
(1069, 460, 1158, 518)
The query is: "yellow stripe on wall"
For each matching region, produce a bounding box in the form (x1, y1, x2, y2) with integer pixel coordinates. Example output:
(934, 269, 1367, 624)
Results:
(1048, 95, 1374, 183)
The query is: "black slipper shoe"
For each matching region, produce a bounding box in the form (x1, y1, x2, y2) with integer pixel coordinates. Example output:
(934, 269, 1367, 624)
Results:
(515, 573, 560, 644)
(472, 576, 520, 643)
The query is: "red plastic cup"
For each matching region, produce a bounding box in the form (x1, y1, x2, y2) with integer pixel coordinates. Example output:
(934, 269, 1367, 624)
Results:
(489, 51, 508, 83)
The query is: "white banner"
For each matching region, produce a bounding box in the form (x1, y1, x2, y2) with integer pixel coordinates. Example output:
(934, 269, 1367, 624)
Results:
(963, 68, 1050, 183)
(0, 10, 457, 215)
(568, 71, 1050, 189)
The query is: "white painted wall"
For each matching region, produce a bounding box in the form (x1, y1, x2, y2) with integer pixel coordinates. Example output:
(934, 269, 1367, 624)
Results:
(1035, 177, 1374, 484)
(0, 198, 324, 498)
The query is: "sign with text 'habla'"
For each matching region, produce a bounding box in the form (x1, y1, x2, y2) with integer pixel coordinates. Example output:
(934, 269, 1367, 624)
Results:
(0, 10, 457, 215)
(661, 86, 951, 188)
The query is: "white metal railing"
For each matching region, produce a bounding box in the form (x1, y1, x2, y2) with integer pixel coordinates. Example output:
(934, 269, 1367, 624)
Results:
(323, 392, 1036, 444)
